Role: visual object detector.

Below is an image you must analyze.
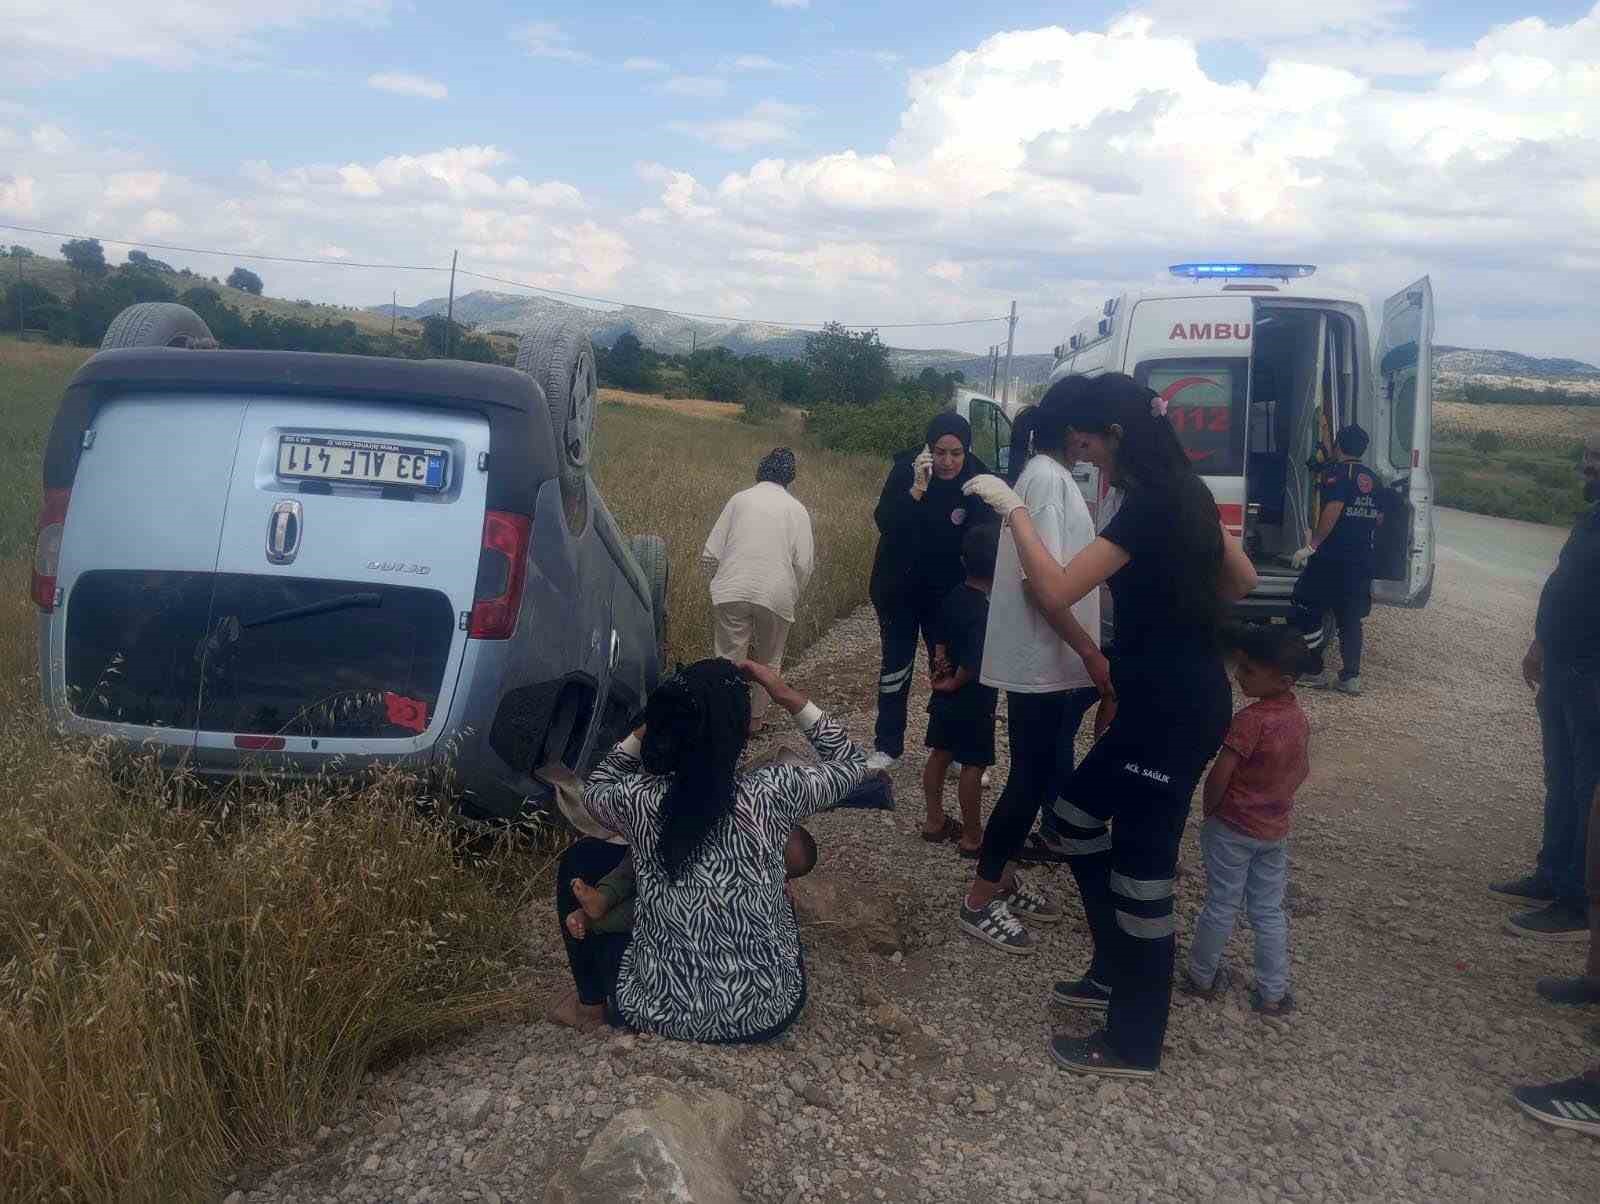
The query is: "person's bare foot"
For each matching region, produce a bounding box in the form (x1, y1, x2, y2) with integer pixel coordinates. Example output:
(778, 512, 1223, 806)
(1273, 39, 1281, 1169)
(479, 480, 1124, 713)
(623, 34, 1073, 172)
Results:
(564, 908, 589, 941)
(548, 987, 606, 1031)
(572, 877, 610, 922)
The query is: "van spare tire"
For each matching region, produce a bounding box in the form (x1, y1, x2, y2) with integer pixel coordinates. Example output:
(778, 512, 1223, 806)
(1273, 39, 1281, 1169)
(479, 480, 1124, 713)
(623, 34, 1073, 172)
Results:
(516, 320, 598, 493)
(100, 303, 216, 350)
(628, 533, 669, 650)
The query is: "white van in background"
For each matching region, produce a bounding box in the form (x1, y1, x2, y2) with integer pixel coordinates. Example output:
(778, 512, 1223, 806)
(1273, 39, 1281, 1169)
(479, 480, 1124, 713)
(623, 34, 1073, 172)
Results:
(950, 385, 1015, 478)
(1048, 263, 1437, 616)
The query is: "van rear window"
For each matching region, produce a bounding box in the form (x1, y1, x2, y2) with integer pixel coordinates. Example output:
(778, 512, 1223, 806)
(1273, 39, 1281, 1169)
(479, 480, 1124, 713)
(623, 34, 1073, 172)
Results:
(1135, 358, 1247, 476)
(67, 572, 454, 737)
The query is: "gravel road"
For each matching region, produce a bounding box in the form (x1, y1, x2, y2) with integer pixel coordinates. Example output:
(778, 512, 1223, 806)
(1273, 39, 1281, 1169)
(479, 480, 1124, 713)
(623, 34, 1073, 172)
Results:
(237, 510, 1600, 1204)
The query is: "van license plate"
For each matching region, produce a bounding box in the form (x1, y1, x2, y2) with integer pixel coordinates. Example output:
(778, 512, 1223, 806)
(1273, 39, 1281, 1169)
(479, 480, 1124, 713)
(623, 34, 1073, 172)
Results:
(278, 436, 448, 491)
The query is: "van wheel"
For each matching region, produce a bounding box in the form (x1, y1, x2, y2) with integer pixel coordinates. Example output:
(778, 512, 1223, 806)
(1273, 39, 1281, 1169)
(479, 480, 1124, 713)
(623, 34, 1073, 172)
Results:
(628, 534, 670, 652)
(516, 320, 597, 494)
(100, 303, 216, 350)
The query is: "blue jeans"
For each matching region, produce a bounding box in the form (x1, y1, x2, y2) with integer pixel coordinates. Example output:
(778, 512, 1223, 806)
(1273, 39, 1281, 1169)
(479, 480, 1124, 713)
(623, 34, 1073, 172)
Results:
(1187, 817, 1290, 1002)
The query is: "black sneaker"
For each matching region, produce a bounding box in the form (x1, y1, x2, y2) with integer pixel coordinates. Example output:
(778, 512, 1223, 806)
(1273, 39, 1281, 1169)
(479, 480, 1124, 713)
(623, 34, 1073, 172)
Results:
(1048, 1032, 1156, 1080)
(1489, 874, 1557, 903)
(1505, 900, 1591, 943)
(1536, 976, 1600, 1007)
(1179, 966, 1232, 1001)
(1051, 976, 1111, 1012)
(1512, 1075, 1600, 1136)
(959, 896, 1037, 956)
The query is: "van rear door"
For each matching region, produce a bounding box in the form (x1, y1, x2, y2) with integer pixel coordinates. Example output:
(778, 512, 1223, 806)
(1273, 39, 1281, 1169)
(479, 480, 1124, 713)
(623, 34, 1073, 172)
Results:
(50, 395, 244, 755)
(1124, 296, 1253, 535)
(1371, 278, 1436, 607)
(195, 397, 490, 770)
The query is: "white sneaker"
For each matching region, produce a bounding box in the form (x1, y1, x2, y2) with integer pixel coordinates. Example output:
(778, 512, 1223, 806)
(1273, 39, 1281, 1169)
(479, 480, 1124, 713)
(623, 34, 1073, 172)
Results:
(865, 751, 900, 773)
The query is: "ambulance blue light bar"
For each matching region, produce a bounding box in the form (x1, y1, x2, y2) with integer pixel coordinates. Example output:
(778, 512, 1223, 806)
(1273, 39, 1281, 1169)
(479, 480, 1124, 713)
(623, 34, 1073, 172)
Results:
(1170, 263, 1317, 280)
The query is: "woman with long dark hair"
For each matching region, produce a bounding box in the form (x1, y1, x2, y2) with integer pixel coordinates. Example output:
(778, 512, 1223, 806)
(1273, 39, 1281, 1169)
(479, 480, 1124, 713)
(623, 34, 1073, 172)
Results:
(963, 373, 1258, 1079)
(551, 657, 865, 1042)
(866, 411, 987, 771)
(956, 376, 1111, 953)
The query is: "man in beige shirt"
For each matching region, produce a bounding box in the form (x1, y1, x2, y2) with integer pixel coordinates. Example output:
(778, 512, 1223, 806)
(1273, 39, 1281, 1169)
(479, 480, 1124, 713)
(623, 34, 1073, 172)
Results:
(702, 448, 815, 729)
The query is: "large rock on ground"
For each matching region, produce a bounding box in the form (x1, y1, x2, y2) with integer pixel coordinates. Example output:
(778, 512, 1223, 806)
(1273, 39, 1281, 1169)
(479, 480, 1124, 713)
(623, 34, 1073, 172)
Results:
(789, 870, 903, 955)
(542, 1081, 747, 1204)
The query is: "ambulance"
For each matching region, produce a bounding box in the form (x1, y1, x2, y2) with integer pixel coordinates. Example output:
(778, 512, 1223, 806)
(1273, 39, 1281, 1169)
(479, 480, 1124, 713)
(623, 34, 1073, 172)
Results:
(1048, 263, 1436, 617)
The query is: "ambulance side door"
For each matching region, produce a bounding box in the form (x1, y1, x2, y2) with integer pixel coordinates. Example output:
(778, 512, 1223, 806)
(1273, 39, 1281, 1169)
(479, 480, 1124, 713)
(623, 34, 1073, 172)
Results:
(1371, 278, 1435, 608)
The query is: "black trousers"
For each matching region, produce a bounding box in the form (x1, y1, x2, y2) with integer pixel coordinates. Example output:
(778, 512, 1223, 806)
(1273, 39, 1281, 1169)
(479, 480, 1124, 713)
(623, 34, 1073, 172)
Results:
(1051, 653, 1232, 1069)
(873, 593, 938, 759)
(557, 838, 631, 1006)
(1537, 666, 1600, 904)
(977, 687, 1099, 883)
(1293, 556, 1370, 681)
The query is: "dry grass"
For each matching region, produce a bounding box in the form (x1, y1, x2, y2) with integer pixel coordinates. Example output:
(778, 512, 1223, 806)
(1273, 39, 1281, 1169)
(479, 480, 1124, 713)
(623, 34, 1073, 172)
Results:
(0, 560, 548, 1203)
(0, 344, 886, 1201)
(1435, 399, 1598, 452)
(592, 402, 882, 662)
(599, 387, 742, 421)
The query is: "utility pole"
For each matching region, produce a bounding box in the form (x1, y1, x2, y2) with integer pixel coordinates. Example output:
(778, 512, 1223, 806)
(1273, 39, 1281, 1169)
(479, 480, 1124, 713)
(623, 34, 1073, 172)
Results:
(1002, 301, 1017, 407)
(390, 290, 398, 347)
(691, 329, 697, 356)
(14, 250, 23, 340)
(444, 250, 458, 358)
(988, 345, 999, 397)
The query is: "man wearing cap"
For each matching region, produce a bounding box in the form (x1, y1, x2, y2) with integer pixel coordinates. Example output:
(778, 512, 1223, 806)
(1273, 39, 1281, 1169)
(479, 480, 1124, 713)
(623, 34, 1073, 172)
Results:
(702, 448, 815, 731)
(1494, 433, 1600, 942)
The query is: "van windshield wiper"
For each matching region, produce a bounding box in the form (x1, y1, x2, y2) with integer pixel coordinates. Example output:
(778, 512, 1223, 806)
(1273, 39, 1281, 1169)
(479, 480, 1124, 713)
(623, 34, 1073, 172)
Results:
(244, 592, 382, 629)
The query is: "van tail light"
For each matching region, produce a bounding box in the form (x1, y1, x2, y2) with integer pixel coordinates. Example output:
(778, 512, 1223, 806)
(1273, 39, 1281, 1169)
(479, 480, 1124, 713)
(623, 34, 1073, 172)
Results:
(31, 488, 71, 612)
(469, 510, 532, 640)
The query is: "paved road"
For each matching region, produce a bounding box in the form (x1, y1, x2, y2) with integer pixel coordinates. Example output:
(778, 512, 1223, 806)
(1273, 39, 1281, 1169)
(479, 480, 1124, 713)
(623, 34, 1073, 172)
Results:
(1436, 505, 1568, 598)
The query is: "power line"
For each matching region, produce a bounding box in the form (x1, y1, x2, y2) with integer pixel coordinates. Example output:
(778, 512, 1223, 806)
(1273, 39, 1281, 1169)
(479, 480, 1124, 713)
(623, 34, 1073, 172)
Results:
(1, 220, 1014, 331)
(0, 222, 444, 272)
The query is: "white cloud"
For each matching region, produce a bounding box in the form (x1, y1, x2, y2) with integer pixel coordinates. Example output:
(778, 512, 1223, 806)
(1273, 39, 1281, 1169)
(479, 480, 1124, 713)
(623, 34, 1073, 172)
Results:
(664, 75, 729, 98)
(928, 260, 964, 283)
(770, 0, 809, 8)
(31, 124, 75, 154)
(367, 72, 448, 100)
(670, 100, 811, 151)
(742, 242, 899, 285)
(319, 245, 350, 258)
(729, 54, 783, 71)
(623, 57, 668, 72)
(105, 171, 168, 207)
(512, 21, 587, 62)
(1133, 0, 1411, 43)
(0, 176, 39, 219)
(9, 0, 390, 75)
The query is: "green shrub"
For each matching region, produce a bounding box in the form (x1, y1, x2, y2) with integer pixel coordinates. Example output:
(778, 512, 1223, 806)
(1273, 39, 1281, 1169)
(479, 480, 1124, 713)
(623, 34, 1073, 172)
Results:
(1470, 429, 1506, 453)
(806, 394, 942, 458)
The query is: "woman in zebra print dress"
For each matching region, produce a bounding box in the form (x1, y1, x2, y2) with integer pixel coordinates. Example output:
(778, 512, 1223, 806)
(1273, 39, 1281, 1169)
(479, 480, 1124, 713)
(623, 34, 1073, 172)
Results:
(553, 657, 866, 1042)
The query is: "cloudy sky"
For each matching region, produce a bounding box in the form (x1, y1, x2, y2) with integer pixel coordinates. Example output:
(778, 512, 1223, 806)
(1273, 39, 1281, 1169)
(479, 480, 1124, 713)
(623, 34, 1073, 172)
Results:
(4, 1, 1599, 359)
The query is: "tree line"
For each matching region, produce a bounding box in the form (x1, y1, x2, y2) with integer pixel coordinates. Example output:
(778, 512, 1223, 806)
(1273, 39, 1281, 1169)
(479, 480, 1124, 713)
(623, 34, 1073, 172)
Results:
(5, 241, 969, 455)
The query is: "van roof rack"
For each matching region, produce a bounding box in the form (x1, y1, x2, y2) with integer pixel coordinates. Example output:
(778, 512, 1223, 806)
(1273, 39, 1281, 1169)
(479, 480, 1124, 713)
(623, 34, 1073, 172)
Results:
(1169, 263, 1316, 281)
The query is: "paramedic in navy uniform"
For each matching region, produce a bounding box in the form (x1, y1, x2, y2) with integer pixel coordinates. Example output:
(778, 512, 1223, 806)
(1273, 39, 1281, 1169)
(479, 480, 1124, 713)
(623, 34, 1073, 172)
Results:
(1290, 426, 1383, 696)
(962, 373, 1258, 1079)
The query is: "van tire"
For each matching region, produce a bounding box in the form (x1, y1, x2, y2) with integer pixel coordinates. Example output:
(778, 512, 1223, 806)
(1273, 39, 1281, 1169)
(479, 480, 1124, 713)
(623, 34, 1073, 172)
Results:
(629, 534, 669, 651)
(100, 303, 216, 351)
(516, 320, 598, 493)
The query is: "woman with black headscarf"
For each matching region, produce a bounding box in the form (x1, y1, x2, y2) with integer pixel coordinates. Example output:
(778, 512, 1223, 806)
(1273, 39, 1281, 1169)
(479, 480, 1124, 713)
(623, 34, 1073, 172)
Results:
(865, 411, 988, 771)
(550, 657, 865, 1041)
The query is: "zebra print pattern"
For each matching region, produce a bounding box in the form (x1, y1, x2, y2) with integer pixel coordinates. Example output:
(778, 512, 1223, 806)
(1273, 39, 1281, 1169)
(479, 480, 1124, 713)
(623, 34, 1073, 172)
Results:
(583, 708, 866, 1042)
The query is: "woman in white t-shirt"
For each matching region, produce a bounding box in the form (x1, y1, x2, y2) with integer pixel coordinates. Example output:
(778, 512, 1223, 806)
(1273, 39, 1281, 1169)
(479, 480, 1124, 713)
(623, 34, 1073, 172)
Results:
(957, 377, 1115, 956)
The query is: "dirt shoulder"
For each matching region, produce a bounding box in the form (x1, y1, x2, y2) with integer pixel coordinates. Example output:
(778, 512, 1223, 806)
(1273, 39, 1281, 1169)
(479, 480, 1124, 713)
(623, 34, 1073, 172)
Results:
(238, 516, 1600, 1204)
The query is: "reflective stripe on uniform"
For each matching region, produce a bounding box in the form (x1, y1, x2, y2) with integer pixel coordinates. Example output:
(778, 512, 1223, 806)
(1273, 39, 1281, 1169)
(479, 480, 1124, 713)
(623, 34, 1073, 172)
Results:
(1062, 833, 1113, 856)
(878, 664, 914, 693)
(1116, 910, 1177, 939)
(1054, 799, 1104, 830)
(1110, 871, 1175, 902)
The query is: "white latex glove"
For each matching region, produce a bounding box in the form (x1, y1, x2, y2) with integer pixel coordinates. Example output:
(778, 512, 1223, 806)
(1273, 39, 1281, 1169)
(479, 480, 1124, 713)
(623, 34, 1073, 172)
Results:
(911, 446, 934, 494)
(962, 474, 1025, 518)
(1291, 545, 1315, 569)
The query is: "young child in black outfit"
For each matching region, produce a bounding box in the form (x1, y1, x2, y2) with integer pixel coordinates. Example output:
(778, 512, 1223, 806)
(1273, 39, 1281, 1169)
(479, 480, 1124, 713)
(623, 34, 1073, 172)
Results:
(921, 522, 1002, 857)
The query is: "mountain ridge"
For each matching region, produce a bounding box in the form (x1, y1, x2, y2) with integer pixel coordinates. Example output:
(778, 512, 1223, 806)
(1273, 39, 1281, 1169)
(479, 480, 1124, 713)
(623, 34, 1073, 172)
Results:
(372, 290, 1598, 390)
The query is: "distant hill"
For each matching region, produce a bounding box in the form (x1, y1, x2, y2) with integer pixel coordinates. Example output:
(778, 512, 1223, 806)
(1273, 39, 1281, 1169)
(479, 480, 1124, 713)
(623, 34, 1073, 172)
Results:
(1435, 346, 1599, 379)
(372, 289, 1058, 384)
